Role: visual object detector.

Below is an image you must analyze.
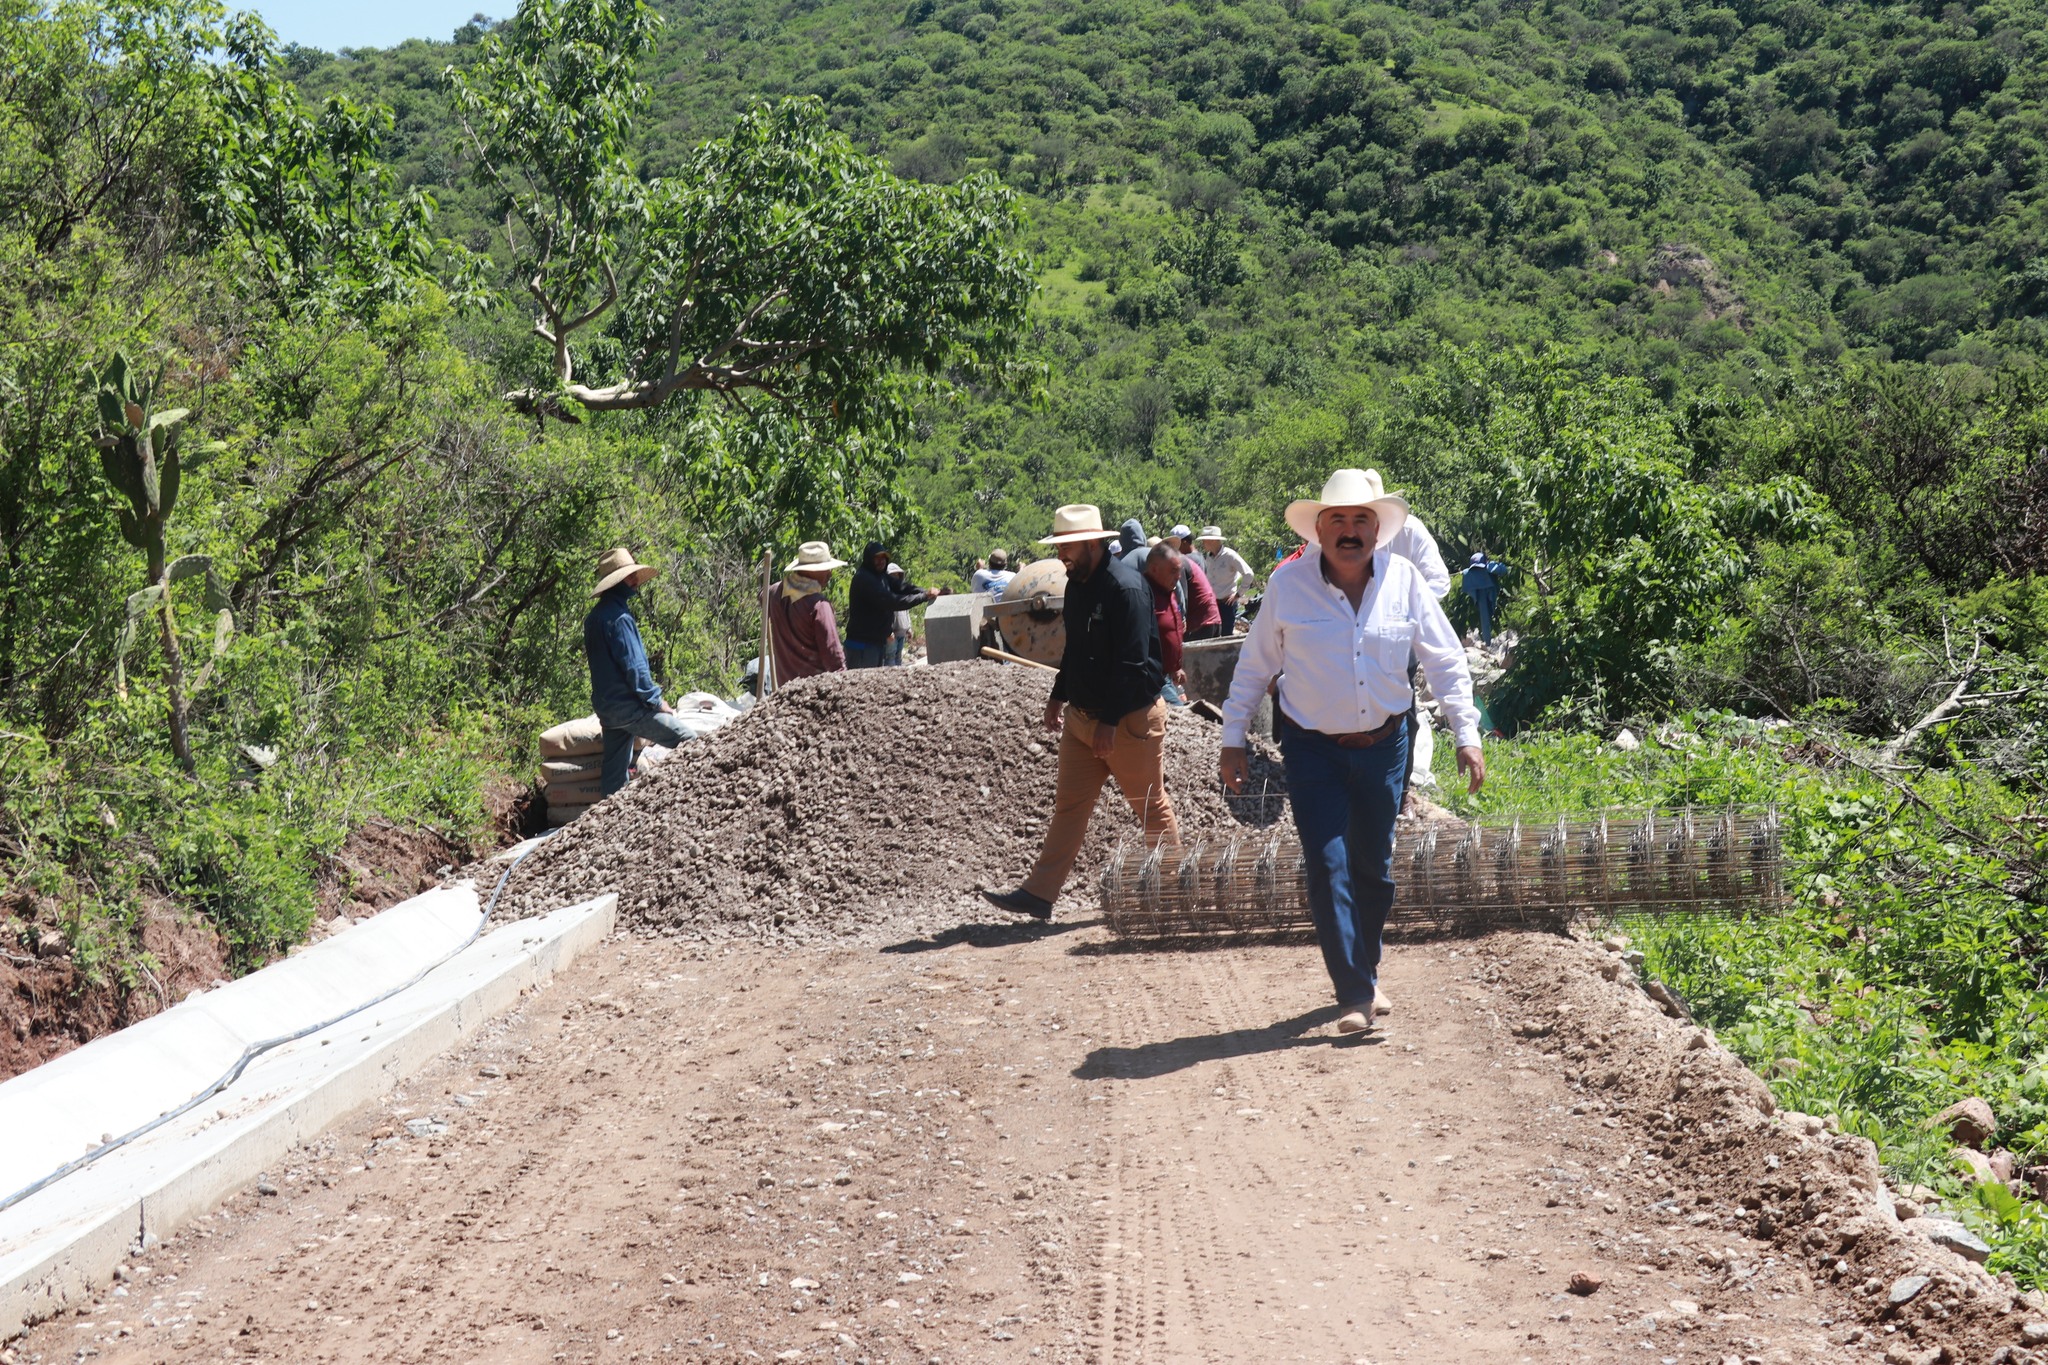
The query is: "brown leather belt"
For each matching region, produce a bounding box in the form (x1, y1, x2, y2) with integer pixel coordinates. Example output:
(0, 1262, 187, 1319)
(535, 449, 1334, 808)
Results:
(1282, 710, 1407, 748)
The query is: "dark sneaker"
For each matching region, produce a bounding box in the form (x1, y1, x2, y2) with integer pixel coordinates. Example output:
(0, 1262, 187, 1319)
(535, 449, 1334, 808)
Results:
(981, 887, 1054, 921)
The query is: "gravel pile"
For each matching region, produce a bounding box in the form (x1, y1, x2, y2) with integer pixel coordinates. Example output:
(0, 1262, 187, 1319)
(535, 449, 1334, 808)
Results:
(494, 662, 1288, 943)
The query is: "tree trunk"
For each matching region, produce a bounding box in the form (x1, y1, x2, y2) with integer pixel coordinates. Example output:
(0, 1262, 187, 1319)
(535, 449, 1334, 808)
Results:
(145, 543, 193, 774)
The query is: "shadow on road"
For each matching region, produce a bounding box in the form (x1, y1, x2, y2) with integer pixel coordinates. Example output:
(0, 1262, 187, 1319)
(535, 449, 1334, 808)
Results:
(879, 918, 1096, 954)
(1071, 1005, 1379, 1079)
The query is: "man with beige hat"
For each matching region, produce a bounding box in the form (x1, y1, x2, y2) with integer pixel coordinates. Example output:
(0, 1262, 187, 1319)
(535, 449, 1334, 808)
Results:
(1218, 470, 1485, 1035)
(1192, 525, 1256, 634)
(765, 541, 850, 683)
(983, 504, 1179, 920)
(584, 547, 701, 797)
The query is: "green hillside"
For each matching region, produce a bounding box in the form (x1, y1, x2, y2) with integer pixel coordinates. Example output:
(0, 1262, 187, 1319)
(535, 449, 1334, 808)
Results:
(291, 0, 2047, 597)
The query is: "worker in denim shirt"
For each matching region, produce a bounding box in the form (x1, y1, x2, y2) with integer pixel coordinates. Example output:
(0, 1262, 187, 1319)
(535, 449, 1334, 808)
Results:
(583, 548, 697, 797)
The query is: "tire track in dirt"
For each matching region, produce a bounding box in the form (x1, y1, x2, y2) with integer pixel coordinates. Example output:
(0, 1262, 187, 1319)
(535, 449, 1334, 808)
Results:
(15, 926, 1928, 1364)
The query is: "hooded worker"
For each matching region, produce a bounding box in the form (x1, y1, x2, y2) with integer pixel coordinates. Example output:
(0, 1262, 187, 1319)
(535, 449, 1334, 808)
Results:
(765, 541, 849, 683)
(982, 504, 1179, 921)
(846, 541, 941, 668)
(1218, 471, 1484, 1037)
(584, 548, 701, 797)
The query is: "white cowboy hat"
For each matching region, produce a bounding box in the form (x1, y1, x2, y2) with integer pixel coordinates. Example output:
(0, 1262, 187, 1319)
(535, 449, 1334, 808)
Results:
(1037, 503, 1121, 545)
(591, 546, 660, 596)
(785, 540, 847, 573)
(1197, 525, 1224, 543)
(1284, 468, 1410, 548)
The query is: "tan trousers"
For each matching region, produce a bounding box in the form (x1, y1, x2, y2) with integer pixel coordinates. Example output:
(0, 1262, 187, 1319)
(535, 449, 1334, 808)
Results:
(1023, 700, 1181, 902)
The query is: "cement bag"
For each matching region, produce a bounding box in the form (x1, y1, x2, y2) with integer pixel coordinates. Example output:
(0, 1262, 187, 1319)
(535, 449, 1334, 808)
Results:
(539, 757, 602, 786)
(538, 714, 604, 758)
(545, 779, 606, 806)
(1409, 715, 1437, 789)
(545, 799, 594, 827)
(665, 692, 743, 739)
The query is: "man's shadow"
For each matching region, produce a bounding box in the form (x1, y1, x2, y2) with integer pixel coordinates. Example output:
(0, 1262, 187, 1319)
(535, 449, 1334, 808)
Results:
(1072, 1003, 1379, 1080)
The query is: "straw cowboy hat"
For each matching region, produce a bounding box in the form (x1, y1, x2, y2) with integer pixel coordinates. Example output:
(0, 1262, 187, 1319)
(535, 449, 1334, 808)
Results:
(1197, 525, 1225, 545)
(1284, 468, 1410, 548)
(1036, 504, 1121, 545)
(591, 546, 660, 596)
(785, 541, 847, 574)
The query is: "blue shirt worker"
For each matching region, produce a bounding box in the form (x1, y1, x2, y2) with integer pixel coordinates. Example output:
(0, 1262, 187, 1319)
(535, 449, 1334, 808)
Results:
(1219, 470, 1486, 1037)
(1462, 551, 1509, 646)
(583, 547, 699, 797)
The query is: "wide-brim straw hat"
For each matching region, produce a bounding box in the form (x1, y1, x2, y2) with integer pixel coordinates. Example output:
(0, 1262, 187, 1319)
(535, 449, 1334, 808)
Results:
(1197, 525, 1225, 544)
(786, 540, 847, 574)
(1037, 503, 1121, 545)
(591, 546, 660, 596)
(1284, 468, 1410, 548)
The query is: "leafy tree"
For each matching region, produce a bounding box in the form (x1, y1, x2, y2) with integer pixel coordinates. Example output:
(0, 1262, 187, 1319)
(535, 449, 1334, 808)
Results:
(447, 0, 1034, 440)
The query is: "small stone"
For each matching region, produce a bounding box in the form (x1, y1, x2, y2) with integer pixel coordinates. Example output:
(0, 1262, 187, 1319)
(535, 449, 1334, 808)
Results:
(1668, 1299, 1699, 1315)
(1895, 1198, 1924, 1222)
(789, 1277, 819, 1291)
(1934, 1097, 1998, 1149)
(1906, 1216, 1991, 1263)
(2023, 1323, 2048, 1346)
(897, 1271, 923, 1284)
(1613, 727, 1640, 751)
(1599, 958, 1626, 981)
(1888, 1274, 1931, 1308)
(1955, 1148, 1999, 1185)
(1770, 1057, 1805, 1078)
(1567, 1271, 1603, 1296)
(255, 1179, 278, 1197)
(1990, 1148, 2016, 1181)
(1686, 1031, 1709, 1051)
(479, 1065, 503, 1078)
(403, 1118, 448, 1139)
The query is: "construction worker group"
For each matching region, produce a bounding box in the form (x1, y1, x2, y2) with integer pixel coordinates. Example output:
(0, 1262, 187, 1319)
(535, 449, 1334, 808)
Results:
(585, 467, 1497, 1036)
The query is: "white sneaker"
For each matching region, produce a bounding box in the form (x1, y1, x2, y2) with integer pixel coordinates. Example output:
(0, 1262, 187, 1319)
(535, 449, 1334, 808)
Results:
(1336, 1010, 1372, 1035)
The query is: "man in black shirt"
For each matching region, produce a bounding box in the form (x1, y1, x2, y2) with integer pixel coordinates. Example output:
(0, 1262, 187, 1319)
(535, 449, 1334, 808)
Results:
(983, 505, 1181, 920)
(845, 541, 941, 668)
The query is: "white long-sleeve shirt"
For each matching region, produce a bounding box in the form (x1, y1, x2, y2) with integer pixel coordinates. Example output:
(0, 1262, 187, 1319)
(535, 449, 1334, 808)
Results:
(1221, 547, 1482, 751)
(1386, 512, 1452, 598)
(1193, 544, 1256, 601)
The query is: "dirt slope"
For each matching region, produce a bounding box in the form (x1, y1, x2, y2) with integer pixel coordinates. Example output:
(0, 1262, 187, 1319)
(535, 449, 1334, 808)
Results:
(20, 920, 2029, 1365)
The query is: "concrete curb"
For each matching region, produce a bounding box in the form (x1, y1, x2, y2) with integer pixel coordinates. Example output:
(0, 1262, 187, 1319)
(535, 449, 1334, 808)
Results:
(0, 891, 615, 1338)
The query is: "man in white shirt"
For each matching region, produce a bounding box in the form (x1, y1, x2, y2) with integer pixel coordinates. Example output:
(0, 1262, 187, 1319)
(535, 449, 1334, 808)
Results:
(1219, 469, 1485, 1037)
(1192, 525, 1256, 634)
(971, 549, 1016, 597)
(1384, 503, 1452, 598)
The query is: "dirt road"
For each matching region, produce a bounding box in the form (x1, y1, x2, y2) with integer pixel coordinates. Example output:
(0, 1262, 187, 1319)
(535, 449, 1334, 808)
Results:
(8, 921, 1962, 1364)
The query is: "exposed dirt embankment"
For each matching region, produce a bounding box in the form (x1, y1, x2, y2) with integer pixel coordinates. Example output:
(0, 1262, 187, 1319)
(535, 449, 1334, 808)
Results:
(1486, 928, 2046, 1365)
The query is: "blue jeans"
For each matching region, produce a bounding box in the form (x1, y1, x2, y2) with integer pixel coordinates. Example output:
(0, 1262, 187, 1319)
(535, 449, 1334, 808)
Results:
(1277, 712, 1408, 1012)
(1219, 598, 1238, 635)
(846, 640, 887, 669)
(597, 709, 696, 796)
(1471, 594, 1496, 645)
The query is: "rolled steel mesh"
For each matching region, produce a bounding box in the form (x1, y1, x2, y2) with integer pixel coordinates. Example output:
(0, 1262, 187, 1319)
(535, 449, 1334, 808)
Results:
(1099, 808, 1785, 938)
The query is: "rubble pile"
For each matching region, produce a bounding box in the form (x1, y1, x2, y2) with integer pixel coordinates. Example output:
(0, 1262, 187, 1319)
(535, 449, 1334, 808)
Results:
(495, 662, 1287, 942)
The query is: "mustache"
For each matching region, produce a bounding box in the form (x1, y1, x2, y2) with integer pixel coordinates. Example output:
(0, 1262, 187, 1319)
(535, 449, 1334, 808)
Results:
(1334, 535, 1366, 548)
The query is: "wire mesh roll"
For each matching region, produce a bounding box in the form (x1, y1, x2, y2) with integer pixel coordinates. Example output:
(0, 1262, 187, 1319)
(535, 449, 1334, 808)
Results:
(1099, 807, 1785, 938)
